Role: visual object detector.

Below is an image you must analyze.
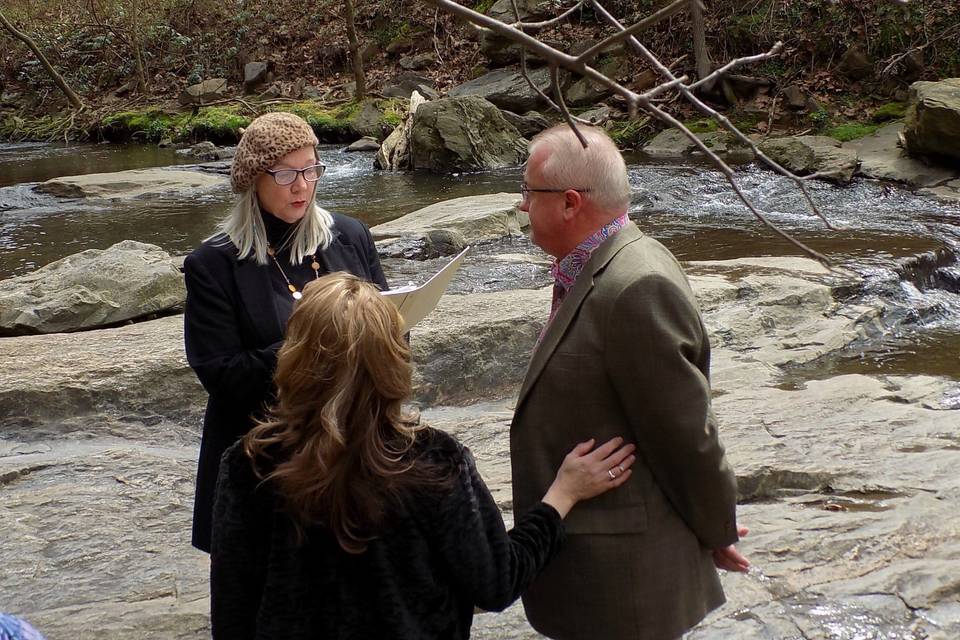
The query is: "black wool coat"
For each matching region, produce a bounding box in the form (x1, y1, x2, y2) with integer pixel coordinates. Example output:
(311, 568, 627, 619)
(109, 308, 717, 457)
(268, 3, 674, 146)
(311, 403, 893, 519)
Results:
(210, 428, 565, 640)
(184, 213, 388, 552)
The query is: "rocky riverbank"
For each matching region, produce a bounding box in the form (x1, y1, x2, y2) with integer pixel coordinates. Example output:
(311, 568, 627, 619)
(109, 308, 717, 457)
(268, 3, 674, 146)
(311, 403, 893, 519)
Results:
(2, 192, 959, 638)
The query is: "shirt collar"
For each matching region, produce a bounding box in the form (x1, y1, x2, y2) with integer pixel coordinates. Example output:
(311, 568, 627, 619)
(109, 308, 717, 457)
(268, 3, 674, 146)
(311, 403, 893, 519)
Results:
(550, 213, 630, 291)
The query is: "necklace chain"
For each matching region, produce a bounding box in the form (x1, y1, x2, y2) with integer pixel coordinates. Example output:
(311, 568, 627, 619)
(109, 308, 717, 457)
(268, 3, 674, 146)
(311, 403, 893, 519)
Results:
(267, 246, 320, 300)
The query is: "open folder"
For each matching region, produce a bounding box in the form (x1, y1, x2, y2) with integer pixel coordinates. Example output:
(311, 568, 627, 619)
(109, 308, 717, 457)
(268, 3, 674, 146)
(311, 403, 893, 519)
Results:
(382, 247, 470, 332)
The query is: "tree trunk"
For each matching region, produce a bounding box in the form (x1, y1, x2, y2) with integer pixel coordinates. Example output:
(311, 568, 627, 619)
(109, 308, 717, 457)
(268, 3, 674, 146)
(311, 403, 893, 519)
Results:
(129, 0, 150, 94)
(343, 0, 366, 100)
(0, 10, 84, 109)
(690, 0, 712, 91)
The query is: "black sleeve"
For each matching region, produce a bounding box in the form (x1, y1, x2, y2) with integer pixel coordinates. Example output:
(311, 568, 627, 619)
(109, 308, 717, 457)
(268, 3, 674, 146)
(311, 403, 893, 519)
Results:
(361, 222, 389, 291)
(183, 252, 281, 415)
(210, 446, 267, 640)
(431, 448, 565, 612)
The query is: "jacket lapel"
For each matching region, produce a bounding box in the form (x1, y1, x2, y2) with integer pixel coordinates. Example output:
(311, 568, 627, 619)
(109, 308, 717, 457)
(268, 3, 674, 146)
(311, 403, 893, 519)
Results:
(515, 223, 644, 412)
(234, 257, 284, 344)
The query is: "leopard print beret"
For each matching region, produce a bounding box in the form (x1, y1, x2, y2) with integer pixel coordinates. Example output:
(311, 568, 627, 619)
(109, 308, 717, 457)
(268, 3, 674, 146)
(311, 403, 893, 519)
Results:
(230, 112, 319, 193)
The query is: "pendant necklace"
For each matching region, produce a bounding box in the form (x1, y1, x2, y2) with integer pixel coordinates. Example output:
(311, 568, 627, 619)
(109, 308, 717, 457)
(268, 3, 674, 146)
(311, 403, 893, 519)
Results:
(267, 246, 320, 300)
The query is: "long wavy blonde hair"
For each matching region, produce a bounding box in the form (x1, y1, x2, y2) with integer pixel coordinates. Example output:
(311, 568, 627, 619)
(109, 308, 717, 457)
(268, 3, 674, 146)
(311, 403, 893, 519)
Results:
(244, 273, 441, 552)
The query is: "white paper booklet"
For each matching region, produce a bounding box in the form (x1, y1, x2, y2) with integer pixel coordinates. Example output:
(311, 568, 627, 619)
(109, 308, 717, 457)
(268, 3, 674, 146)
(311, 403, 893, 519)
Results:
(382, 246, 470, 332)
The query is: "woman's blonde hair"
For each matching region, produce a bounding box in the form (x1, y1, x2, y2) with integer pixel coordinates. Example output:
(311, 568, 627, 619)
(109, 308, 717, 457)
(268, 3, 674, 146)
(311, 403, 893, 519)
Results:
(244, 273, 442, 552)
(213, 188, 335, 266)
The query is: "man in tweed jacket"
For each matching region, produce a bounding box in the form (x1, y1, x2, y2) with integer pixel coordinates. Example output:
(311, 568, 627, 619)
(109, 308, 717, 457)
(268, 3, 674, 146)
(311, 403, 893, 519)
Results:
(511, 125, 749, 640)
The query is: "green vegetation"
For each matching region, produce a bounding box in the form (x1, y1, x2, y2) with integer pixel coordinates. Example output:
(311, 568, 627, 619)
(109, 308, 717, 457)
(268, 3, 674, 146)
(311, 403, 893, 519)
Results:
(607, 119, 653, 148)
(100, 106, 252, 143)
(808, 109, 832, 132)
(825, 122, 881, 142)
(684, 118, 718, 134)
(872, 102, 907, 122)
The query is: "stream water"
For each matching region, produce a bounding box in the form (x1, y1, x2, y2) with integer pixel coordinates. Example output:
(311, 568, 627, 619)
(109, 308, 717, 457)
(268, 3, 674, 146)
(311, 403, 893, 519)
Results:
(1, 141, 959, 384)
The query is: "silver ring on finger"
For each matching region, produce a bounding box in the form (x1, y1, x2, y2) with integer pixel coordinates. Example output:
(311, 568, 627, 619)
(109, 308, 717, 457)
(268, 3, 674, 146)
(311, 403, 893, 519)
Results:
(618, 464, 625, 474)
(608, 468, 617, 480)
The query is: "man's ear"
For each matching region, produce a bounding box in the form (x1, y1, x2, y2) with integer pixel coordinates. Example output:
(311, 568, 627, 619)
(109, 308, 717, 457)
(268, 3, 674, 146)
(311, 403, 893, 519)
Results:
(562, 188, 583, 221)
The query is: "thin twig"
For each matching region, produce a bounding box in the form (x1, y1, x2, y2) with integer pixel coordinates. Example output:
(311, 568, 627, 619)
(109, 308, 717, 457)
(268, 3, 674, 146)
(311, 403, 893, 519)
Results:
(590, 0, 835, 233)
(575, 0, 689, 65)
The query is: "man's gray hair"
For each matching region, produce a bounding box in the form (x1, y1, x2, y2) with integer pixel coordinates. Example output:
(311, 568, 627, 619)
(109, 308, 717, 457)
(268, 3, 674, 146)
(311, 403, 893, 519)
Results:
(529, 125, 631, 212)
(212, 189, 335, 266)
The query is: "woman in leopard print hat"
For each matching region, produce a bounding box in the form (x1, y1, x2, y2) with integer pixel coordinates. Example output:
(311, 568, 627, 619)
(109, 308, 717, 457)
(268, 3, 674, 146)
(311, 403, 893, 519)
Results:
(183, 111, 388, 553)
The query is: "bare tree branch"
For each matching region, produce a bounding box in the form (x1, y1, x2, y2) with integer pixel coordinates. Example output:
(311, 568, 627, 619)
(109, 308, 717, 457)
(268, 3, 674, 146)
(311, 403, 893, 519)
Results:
(425, 0, 838, 265)
(516, 1, 588, 31)
(575, 0, 689, 65)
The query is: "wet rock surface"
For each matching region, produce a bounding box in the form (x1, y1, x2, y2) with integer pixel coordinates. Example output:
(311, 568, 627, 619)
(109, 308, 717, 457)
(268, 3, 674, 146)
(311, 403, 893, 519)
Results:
(2, 233, 959, 639)
(0, 240, 186, 336)
(34, 167, 226, 199)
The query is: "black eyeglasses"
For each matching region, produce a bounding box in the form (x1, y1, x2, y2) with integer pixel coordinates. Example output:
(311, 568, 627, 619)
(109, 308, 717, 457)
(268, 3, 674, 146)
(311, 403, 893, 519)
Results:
(265, 164, 326, 186)
(520, 182, 591, 200)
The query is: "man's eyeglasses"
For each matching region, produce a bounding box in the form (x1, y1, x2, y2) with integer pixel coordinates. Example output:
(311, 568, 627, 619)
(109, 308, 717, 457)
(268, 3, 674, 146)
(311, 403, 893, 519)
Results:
(265, 164, 326, 186)
(520, 182, 591, 200)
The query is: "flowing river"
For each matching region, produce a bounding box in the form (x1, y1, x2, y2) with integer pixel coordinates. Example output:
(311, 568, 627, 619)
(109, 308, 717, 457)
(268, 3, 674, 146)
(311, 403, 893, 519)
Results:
(2, 141, 958, 383)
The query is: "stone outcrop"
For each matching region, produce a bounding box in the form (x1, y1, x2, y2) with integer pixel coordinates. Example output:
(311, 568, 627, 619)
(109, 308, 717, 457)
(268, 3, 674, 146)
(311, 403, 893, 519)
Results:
(35, 168, 225, 199)
(243, 62, 271, 94)
(644, 129, 756, 163)
(374, 91, 427, 170)
(758, 135, 859, 184)
(178, 78, 228, 106)
(843, 121, 957, 188)
(501, 110, 551, 138)
(902, 78, 960, 163)
(486, 0, 557, 22)
(448, 67, 554, 113)
(345, 136, 380, 152)
(370, 192, 526, 252)
(0, 241, 186, 336)
(409, 96, 528, 173)
(381, 73, 438, 100)
(3, 231, 958, 639)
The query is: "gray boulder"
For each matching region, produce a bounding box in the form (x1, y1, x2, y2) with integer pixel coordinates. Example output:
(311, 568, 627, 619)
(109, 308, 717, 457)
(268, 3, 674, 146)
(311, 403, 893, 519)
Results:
(902, 78, 960, 163)
(759, 135, 859, 184)
(178, 78, 228, 106)
(347, 99, 396, 141)
(0, 241, 186, 336)
(448, 67, 556, 113)
(843, 122, 957, 187)
(381, 73, 439, 100)
(410, 96, 528, 172)
(243, 62, 270, 94)
(345, 136, 381, 152)
(399, 53, 435, 71)
(35, 168, 226, 199)
(838, 45, 873, 81)
(487, 0, 557, 22)
(643, 129, 755, 163)
(177, 141, 235, 161)
(370, 192, 526, 247)
(501, 110, 551, 138)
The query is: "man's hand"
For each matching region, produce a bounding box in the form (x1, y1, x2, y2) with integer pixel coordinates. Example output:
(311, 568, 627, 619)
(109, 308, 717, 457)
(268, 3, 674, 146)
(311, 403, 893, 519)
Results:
(712, 526, 750, 572)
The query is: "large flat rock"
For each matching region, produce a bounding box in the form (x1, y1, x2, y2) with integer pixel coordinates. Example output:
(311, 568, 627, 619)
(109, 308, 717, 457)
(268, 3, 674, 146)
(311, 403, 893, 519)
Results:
(35, 168, 225, 199)
(4, 253, 957, 639)
(0, 240, 186, 336)
(371, 192, 527, 248)
(843, 122, 957, 188)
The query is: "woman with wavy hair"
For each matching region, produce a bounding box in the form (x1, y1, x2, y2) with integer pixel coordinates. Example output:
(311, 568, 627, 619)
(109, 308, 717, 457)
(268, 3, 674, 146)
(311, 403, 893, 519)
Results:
(210, 273, 636, 639)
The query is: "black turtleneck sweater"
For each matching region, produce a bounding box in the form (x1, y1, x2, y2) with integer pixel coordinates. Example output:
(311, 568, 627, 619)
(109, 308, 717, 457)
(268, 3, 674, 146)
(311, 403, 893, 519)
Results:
(262, 210, 328, 321)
